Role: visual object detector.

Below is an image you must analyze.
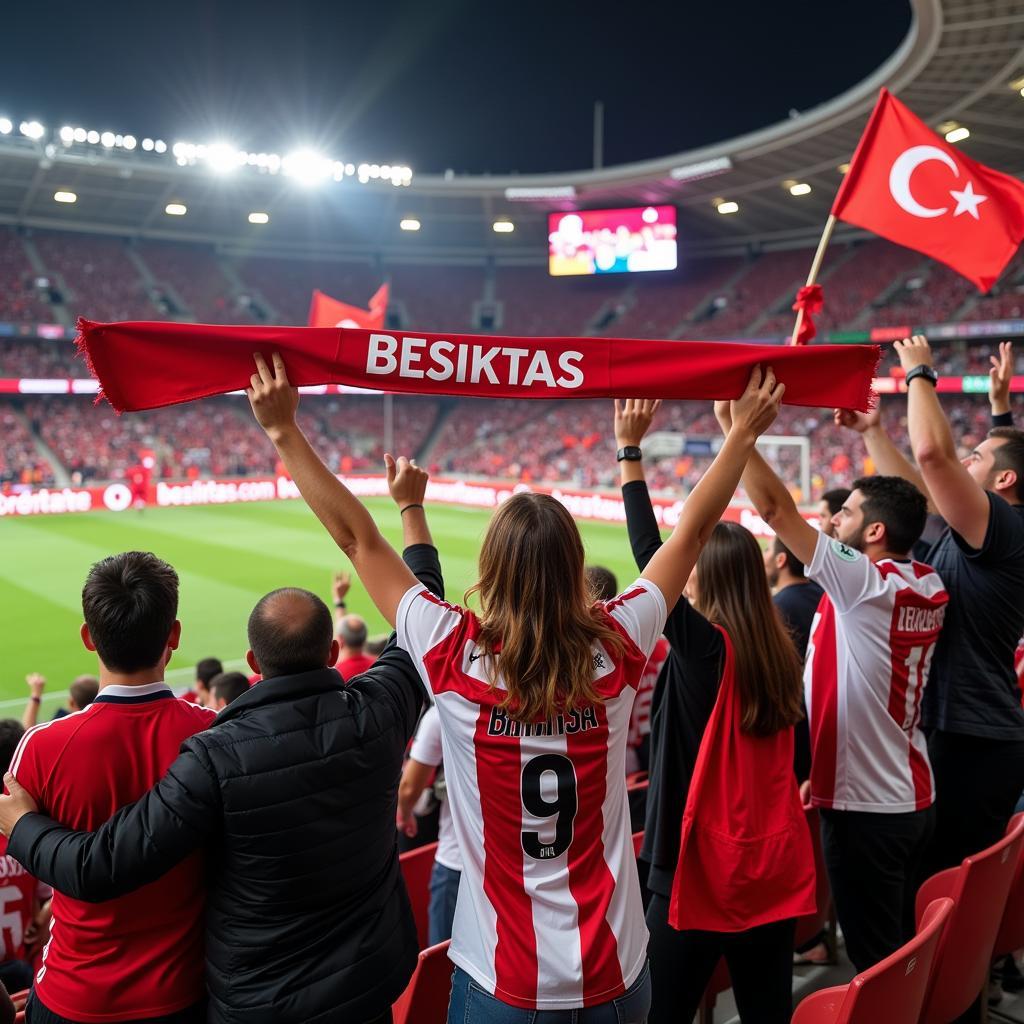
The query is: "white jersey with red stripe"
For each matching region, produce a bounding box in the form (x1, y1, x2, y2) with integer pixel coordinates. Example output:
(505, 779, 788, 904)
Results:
(396, 579, 667, 1011)
(805, 533, 949, 813)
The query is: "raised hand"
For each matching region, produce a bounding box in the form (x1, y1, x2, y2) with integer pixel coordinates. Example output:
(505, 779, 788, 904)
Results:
(332, 572, 351, 604)
(990, 341, 1013, 415)
(247, 352, 299, 441)
(893, 334, 933, 374)
(730, 365, 784, 438)
(614, 398, 662, 447)
(385, 453, 429, 509)
(26, 674, 45, 699)
(834, 405, 880, 434)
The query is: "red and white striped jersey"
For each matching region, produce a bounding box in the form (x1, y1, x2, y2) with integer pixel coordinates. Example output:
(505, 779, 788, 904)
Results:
(396, 579, 667, 1011)
(805, 533, 948, 813)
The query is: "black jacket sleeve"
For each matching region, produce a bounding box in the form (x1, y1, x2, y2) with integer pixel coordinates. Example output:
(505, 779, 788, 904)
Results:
(8, 738, 220, 903)
(622, 479, 664, 572)
(403, 542, 444, 600)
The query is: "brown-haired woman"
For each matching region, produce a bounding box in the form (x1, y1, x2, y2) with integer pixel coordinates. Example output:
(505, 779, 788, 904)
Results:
(247, 352, 783, 1024)
(615, 399, 815, 1024)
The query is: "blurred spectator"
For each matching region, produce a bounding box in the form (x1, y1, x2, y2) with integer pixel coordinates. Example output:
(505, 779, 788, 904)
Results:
(22, 674, 99, 731)
(208, 672, 251, 711)
(182, 657, 223, 707)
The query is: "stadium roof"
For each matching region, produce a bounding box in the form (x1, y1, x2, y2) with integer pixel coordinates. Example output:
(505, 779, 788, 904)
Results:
(0, 0, 1021, 261)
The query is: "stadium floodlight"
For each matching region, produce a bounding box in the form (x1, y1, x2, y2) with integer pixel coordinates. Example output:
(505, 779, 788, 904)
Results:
(53, 191, 77, 204)
(100, 131, 115, 148)
(19, 121, 45, 140)
(122, 135, 137, 151)
(282, 149, 331, 185)
(1020, 87, 1024, 98)
(945, 126, 970, 143)
(73, 127, 87, 143)
(716, 200, 739, 215)
(837, 162, 851, 174)
(669, 156, 732, 182)
(505, 186, 577, 201)
(86, 130, 100, 144)
(789, 182, 812, 196)
(59, 126, 74, 144)
(165, 202, 187, 216)
(248, 212, 269, 224)
(141, 138, 154, 151)
(0, 118, 11, 135)
(493, 219, 514, 233)
(399, 218, 421, 231)
(206, 142, 242, 173)
(154, 140, 167, 154)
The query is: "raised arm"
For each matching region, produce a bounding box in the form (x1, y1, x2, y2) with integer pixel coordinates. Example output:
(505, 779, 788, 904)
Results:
(897, 335, 990, 549)
(248, 352, 417, 626)
(21, 674, 44, 732)
(991, 341, 1014, 425)
(833, 404, 934, 508)
(0, 742, 219, 902)
(640, 367, 783, 606)
(614, 399, 664, 571)
(715, 401, 818, 567)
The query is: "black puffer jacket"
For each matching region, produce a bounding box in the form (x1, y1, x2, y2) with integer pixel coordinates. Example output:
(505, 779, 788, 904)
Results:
(9, 545, 441, 1024)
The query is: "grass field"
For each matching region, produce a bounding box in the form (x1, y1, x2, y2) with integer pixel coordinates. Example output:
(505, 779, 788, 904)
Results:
(0, 498, 653, 716)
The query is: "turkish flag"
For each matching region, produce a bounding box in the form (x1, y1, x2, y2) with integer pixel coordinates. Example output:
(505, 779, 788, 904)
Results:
(832, 89, 1024, 292)
(307, 283, 389, 329)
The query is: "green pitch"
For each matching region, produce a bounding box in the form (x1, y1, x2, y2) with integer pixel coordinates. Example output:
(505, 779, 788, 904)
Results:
(0, 499, 653, 717)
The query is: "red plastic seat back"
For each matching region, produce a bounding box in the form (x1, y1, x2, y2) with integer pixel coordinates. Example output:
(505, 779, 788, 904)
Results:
(392, 939, 453, 1024)
(399, 841, 438, 951)
(994, 813, 1024, 958)
(792, 898, 952, 1024)
(795, 806, 832, 949)
(917, 814, 1024, 1024)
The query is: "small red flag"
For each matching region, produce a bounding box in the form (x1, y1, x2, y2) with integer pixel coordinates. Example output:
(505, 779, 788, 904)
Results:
(791, 284, 824, 346)
(832, 89, 1024, 292)
(307, 283, 389, 329)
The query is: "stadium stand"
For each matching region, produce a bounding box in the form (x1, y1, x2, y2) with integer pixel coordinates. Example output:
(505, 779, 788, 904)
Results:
(0, 406, 55, 486)
(0, 228, 51, 324)
(388, 262, 484, 333)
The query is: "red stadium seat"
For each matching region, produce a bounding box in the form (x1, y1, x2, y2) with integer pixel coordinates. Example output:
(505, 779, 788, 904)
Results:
(391, 939, 454, 1024)
(993, 812, 1024, 959)
(790, 897, 952, 1024)
(794, 807, 837, 956)
(400, 841, 438, 951)
(8, 991, 28, 1012)
(915, 814, 1024, 1024)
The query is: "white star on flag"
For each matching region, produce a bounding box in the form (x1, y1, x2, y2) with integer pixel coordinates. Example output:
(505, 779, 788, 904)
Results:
(949, 180, 987, 219)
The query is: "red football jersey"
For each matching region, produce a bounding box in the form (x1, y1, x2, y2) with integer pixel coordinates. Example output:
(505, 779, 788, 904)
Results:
(0, 837, 49, 964)
(10, 683, 215, 1022)
(336, 653, 377, 681)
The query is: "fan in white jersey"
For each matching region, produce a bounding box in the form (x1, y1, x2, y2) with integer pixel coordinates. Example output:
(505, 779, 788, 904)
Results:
(729, 427, 947, 975)
(246, 352, 784, 1020)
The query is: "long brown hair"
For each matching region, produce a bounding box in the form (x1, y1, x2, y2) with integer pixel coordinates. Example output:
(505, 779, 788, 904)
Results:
(467, 493, 626, 722)
(694, 522, 804, 736)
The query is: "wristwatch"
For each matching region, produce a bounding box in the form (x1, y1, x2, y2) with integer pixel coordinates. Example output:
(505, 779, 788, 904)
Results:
(905, 365, 939, 388)
(616, 446, 643, 462)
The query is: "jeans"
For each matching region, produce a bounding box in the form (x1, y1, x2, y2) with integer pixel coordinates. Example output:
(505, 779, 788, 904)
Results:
(429, 861, 461, 946)
(447, 962, 651, 1023)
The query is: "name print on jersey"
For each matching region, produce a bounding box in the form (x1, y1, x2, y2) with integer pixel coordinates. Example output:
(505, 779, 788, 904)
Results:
(487, 704, 600, 738)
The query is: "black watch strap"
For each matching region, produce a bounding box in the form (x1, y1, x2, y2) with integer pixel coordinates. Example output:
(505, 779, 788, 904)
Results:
(905, 365, 939, 388)
(616, 446, 643, 462)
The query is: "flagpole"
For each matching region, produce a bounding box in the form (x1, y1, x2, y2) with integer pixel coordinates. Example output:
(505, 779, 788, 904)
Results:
(789, 213, 837, 346)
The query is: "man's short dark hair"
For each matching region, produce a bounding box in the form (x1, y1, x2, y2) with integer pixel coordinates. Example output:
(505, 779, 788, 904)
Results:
(771, 537, 806, 578)
(69, 675, 99, 710)
(196, 658, 224, 687)
(248, 588, 334, 679)
(82, 552, 179, 674)
(990, 427, 1024, 503)
(852, 475, 928, 556)
(0, 720, 24, 774)
(821, 488, 852, 517)
(586, 565, 618, 602)
(210, 671, 251, 708)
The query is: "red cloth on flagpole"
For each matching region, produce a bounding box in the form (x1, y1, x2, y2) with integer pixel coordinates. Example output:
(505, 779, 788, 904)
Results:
(791, 284, 824, 346)
(307, 284, 389, 329)
(75, 319, 879, 414)
(832, 89, 1024, 292)
(668, 627, 816, 931)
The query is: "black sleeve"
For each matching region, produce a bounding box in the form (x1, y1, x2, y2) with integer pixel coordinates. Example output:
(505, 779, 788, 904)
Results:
(992, 411, 1014, 428)
(952, 492, 1024, 563)
(663, 596, 723, 664)
(8, 740, 220, 903)
(622, 479, 664, 571)
(403, 543, 444, 600)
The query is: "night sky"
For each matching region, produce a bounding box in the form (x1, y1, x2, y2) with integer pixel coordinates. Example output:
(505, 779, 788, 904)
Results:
(6, 0, 911, 175)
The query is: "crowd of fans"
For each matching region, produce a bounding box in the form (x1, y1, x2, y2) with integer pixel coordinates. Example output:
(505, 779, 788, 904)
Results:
(0, 337, 1020, 1024)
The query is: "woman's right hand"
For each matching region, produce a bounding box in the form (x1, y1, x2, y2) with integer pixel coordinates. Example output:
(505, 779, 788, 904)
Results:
(834, 405, 880, 434)
(614, 398, 662, 447)
(247, 352, 299, 442)
(730, 365, 783, 439)
(386, 453, 429, 508)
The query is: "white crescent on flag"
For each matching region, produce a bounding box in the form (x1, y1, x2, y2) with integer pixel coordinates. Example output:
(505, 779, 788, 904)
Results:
(888, 145, 958, 218)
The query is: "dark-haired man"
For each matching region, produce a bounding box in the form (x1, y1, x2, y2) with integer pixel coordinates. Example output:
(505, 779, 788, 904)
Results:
(208, 672, 250, 711)
(893, 336, 1024, 879)
(718, 400, 948, 972)
(0, 459, 443, 1024)
(8, 551, 214, 1024)
(817, 488, 851, 538)
(182, 657, 223, 707)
